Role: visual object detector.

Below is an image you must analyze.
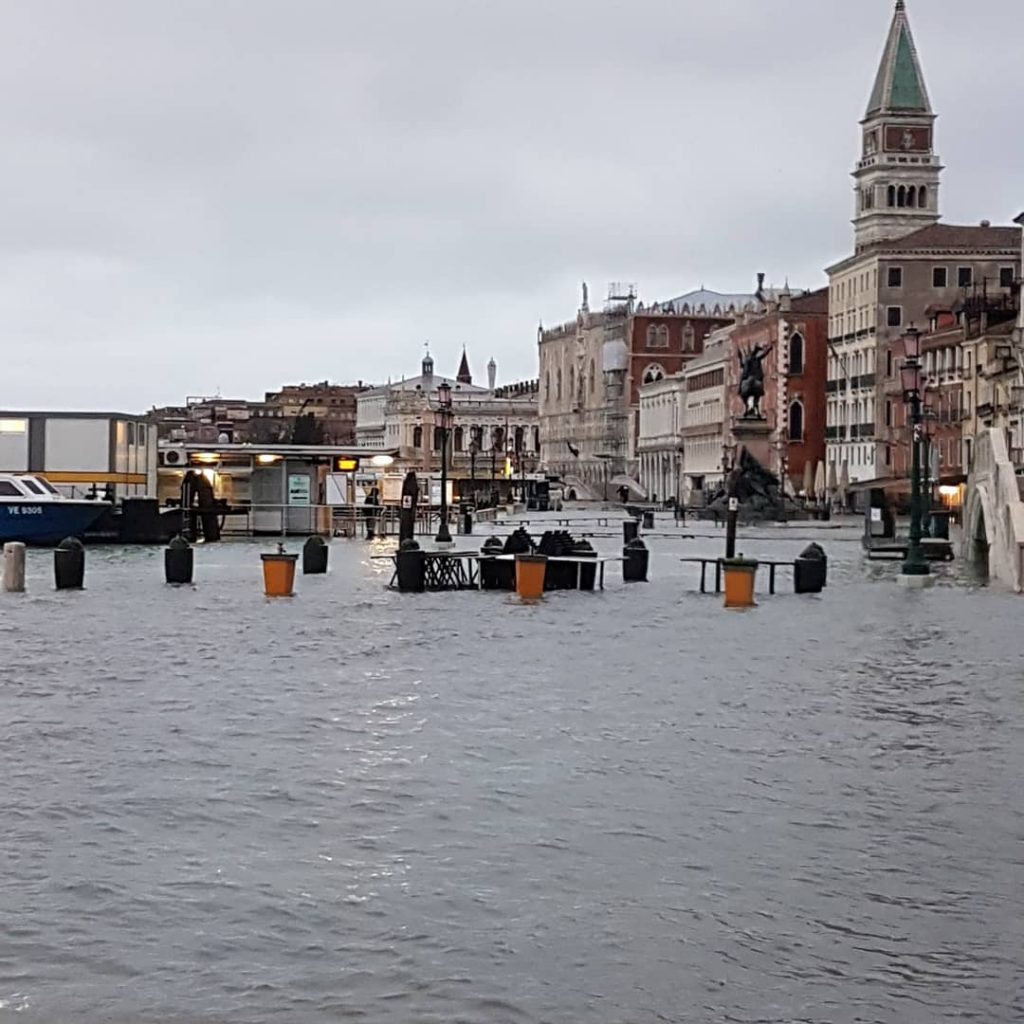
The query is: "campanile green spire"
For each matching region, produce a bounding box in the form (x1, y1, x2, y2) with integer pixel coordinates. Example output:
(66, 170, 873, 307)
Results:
(866, 1, 932, 116)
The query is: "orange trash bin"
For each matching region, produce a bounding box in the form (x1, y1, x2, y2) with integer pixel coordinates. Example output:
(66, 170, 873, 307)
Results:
(262, 547, 299, 597)
(722, 557, 758, 609)
(515, 553, 547, 600)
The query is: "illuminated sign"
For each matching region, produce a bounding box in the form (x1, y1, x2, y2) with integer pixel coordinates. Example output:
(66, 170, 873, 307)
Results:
(334, 457, 359, 472)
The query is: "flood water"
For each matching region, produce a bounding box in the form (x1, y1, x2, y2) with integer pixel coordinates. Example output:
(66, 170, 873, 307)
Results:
(1, 515, 1022, 1023)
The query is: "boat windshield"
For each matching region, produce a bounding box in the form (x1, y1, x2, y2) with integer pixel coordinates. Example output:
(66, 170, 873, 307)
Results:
(20, 478, 46, 495)
(0, 480, 23, 497)
(34, 478, 60, 495)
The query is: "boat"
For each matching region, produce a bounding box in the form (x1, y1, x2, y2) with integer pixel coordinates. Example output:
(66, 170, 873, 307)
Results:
(0, 474, 111, 545)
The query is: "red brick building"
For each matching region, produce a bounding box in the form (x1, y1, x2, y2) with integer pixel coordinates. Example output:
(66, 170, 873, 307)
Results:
(727, 287, 829, 492)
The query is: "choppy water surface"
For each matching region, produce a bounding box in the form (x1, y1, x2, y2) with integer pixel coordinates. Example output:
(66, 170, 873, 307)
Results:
(0, 517, 1022, 1023)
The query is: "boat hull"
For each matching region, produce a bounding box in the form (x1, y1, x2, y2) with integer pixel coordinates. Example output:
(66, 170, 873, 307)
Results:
(0, 501, 111, 545)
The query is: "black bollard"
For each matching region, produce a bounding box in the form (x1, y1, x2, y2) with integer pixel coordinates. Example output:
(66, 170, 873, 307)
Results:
(794, 543, 827, 594)
(302, 536, 329, 574)
(479, 536, 504, 590)
(623, 519, 639, 544)
(54, 536, 85, 590)
(622, 537, 649, 583)
(396, 538, 425, 593)
(642, 511, 654, 531)
(164, 535, 194, 584)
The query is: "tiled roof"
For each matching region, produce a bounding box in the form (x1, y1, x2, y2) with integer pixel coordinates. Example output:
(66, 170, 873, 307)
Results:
(873, 223, 1021, 252)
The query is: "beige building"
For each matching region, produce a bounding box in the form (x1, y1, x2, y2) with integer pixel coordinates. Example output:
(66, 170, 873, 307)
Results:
(679, 326, 733, 503)
(537, 284, 632, 499)
(356, 351, 538, 489)
(637, 374, 685, 504)
(825, 0, 1020, 489)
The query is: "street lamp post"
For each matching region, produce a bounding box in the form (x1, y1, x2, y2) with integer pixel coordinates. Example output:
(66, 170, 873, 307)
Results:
(435, 381, 453, 546)
(469, 438, 479, 503)
(899, 327, 930, 579)
(723, 439, 739, 558)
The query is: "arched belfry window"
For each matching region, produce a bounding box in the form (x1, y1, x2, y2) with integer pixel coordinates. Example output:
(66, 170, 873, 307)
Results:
(642, 364, 665, 384)
(412, 425, 423, 448)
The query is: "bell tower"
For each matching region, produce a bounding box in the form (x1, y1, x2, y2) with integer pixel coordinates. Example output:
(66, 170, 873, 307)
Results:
(853, 1, 941, 250)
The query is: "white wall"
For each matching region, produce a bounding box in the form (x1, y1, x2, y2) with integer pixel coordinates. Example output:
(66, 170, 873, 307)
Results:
(45, 418, 109, 471)
(0, 418, 29, 471)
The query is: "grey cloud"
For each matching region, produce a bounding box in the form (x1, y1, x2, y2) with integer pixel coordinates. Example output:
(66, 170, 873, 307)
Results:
(0, 0, 1019, 408)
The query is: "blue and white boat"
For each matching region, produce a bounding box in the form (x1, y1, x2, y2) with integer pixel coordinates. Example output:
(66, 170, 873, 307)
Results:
(0, 474, 111, 545)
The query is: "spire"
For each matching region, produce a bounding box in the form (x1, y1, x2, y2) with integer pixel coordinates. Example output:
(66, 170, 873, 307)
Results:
(456, 346, 472, 385)
(866, 1, 931, 116)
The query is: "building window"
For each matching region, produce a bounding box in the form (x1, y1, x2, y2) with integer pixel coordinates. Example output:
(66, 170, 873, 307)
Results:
(568, 365, 575, 399)
(138, 423, 147, 447)
(887, 185, 896, 207)
(453, 426, 464, 452)
(646, 324, 669, 349)
(589, 359, 596, 394)
(789, 332, 804, 375)
(127, 422, 136, 446)
(544, 372, 550, 400)
(532, 426, 539, 452)
(887, 306, 903, 328)
(642, 364, 665, 384)
(514, 426, 524, 453)
(556, 368, 562, 400)
(683, 324, 696, 352)
(412, 425, 423, 448)
(433, 427, 444, 452)
(1000, 267, 1015, 289)
(933, 267, 947, 288)
(886, 349, 893, 377)
(885, 445, 892, 467)
(788, 401, 804, 442)
(887, 267, 903, 289)
(958, 267, 973, 288)
(918, 186, 927, 208)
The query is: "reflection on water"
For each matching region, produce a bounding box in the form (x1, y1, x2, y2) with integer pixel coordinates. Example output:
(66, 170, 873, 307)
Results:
(0, 521, 1020, 1023)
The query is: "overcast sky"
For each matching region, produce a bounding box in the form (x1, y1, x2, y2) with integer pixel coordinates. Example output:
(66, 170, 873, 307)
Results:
(2, 0, 1020, 411)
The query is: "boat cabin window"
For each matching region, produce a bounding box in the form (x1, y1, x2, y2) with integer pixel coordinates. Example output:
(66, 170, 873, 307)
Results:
(20, 478, 45, 495)
(35, 478, 59, 494)
(0, 480, 24, 496)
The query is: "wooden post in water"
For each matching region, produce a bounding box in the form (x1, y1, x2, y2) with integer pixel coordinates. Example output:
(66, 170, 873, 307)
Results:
(2, 542, 26, 593)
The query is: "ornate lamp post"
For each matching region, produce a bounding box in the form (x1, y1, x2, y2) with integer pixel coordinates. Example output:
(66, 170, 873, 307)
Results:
(722, 439, 739, 558)
(435, 381, 453, 546)
(899, 327, 930, 579)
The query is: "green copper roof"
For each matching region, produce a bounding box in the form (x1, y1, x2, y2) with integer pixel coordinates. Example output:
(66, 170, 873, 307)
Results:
(866, 3, 931, 116)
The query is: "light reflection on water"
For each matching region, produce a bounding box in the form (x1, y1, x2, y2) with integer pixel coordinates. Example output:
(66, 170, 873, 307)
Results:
(0, 519, 1021, 1023)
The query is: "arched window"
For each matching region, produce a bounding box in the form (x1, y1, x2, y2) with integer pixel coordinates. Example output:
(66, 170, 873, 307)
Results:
(453, 426, 464, 452)
(568, 365, 575, 400)
(556, 368, 562, 400)
(888, 185, 896, 207)
(907, 185, 916, 208)
(897, 185, 906, 208)
(412, 425, 423, 448)
(544, 372, 550, 400)
(646, 324, 658, 346)
(433, 426, 444, 452)
(789, 332, 804, 376)
(786, 401, 802, 442)
(683, 324, 696, 352)
(514, 426, 524, 453)
(789, 401, 804, 441)
(492, 425, 504, 451)
(532, 426, 539, 452)
(588, 359, 596, 394)
(642, 364, 665, 384)
(918, 186, 927, 209)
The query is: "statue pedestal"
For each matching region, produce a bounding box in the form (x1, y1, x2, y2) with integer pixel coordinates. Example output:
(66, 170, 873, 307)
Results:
(731, 417, 774, 470)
